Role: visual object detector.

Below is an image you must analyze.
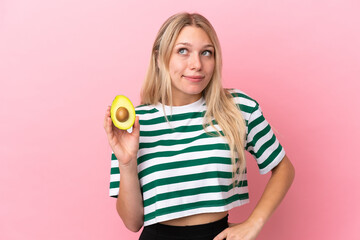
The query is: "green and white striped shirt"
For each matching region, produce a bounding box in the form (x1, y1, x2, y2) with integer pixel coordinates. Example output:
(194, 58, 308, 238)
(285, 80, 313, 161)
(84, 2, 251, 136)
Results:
(109, 88, 285, 226)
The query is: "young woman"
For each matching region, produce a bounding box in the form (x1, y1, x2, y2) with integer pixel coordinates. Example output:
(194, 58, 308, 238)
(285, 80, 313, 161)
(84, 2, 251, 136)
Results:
(104, 12, 295, 240)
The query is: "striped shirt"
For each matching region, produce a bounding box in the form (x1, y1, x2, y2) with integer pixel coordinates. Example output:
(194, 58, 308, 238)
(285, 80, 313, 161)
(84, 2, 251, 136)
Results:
(109, 88, 285, 226)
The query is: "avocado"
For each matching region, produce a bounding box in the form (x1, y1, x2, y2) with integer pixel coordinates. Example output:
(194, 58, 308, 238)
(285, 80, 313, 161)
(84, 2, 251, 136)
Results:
(110, 95, 136, 130)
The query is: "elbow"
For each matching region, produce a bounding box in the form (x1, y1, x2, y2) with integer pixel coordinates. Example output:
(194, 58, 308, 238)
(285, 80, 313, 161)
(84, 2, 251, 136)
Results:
(125, 221, 143, 232)
(116, 200, 144, 232)
(119, 214, 144, 232)
(117, 208, 144, 233)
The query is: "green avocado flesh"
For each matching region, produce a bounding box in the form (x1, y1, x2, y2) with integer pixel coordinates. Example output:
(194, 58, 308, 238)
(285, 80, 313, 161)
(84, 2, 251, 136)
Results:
(110, 95, 135, 130)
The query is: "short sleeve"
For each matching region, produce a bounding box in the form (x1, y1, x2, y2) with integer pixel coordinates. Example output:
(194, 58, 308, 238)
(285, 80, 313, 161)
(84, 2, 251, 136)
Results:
(109, 152, 120, 198)
(245, 104, 286, 174)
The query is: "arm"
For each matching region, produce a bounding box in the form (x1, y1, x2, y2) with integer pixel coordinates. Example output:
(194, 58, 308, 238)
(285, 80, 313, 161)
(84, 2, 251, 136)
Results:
(116, 159, 144, 232)
(214, 155, 295, 240)
(104, 107, 144, 232)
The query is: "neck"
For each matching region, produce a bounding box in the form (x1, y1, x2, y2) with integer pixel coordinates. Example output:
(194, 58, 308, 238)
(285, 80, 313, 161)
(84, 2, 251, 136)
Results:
(170, 94, 202, 106)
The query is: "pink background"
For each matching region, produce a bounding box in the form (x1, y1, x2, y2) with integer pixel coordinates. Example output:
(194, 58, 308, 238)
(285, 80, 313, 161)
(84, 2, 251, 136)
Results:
(1, 0, 359, 239)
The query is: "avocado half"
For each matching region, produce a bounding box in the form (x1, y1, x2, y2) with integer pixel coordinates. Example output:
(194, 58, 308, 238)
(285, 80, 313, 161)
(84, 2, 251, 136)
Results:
(110, 95, 136, 130)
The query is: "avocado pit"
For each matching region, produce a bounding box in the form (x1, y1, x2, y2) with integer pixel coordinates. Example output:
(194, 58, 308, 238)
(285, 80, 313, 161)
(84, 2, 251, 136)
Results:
(116, 107, 129, 122)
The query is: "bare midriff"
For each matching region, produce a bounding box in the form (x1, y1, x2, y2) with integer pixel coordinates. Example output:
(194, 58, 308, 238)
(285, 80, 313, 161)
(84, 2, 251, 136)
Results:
(160, 211, 229, 226)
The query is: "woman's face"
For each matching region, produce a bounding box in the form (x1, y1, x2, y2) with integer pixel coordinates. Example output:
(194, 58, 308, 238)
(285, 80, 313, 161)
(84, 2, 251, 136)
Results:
(168, 26, 215, 106)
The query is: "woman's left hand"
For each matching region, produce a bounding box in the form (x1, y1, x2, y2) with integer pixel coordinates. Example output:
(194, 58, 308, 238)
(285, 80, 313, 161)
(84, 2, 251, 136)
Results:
(213, 218, 263, 240)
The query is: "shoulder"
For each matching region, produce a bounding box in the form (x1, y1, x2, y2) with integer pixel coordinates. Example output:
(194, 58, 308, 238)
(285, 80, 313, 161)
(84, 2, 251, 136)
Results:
(225, 88, 260, 115)
(135, 104, 160, 115)
(135, 104, 165, 124)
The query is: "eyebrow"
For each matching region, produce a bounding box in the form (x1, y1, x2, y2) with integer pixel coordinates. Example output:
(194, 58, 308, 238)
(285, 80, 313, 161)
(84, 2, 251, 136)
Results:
(175, 42, 214, 48)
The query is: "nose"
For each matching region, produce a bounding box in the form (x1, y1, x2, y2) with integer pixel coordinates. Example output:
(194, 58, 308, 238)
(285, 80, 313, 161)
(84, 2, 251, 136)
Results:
(188, 53, 202, 70)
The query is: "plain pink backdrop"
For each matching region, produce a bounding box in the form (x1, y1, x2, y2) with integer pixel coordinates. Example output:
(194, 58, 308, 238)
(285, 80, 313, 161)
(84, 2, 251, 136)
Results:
(1, 0, 359, 239)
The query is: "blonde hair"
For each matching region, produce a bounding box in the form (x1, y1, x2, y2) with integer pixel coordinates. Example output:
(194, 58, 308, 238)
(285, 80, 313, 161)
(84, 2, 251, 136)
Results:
(141, 12, 247, 184)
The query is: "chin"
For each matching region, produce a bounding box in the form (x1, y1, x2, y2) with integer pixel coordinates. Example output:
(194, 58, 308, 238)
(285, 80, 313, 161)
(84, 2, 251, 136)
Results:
(185, 86, 206, 95)
(184, 91, 203, 97)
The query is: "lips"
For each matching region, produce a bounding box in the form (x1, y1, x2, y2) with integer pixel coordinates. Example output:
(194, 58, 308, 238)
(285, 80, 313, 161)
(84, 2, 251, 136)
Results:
(182, 75, 204, 82)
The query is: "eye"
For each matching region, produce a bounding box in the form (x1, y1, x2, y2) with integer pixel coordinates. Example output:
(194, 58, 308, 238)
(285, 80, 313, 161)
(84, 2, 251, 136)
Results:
(202, 50, 213, 56)
(178, 48, 188, 55)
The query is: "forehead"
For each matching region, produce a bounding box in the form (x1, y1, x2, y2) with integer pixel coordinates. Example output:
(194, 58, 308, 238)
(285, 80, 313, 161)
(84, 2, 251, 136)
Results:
(175, 26, 212, 45)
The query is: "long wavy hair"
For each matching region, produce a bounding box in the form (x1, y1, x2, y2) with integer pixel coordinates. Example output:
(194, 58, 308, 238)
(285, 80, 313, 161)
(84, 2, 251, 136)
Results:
(141, 12, 247, 184)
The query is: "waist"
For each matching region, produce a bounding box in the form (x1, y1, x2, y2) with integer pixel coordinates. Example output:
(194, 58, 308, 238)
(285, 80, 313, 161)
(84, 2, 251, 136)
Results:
(160, 211, 229, 226)
(142, 214, 229, 238)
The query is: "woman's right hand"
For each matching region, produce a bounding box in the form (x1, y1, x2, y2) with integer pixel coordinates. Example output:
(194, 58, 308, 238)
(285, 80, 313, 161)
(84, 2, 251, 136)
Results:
(103, 106, 140, 167)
